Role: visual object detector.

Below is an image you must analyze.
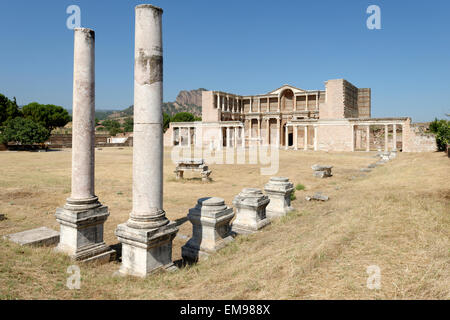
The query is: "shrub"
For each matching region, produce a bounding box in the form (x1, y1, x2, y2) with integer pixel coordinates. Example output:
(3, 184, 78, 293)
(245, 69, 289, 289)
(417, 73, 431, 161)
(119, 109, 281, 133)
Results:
(0, 117, 50, 145)
(290, 190, 296, 201)
(295, 183, 305, 191)
(429, 118, 450, 151)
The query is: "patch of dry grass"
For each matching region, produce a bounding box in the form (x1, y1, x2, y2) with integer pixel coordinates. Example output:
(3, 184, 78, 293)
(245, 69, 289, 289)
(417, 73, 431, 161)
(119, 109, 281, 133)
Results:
(0, 148, 448, 299)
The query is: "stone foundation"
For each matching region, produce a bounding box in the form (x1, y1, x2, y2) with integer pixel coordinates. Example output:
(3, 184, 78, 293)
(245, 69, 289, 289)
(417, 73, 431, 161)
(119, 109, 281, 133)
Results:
(55, 197, 114, 263)
(264, 177, 294, 219)
(115, 221, 178, 277)
(231, 188, 270, 234)
(182, 197, 234, 262)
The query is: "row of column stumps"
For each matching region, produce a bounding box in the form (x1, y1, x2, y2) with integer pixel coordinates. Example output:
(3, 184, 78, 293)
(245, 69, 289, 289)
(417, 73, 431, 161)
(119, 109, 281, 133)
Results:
(181, 177, 295, 262)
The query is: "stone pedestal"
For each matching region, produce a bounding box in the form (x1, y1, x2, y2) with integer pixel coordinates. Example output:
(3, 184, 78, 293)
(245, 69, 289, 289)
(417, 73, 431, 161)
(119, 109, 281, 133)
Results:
(380, 152, 390, 161)
(312, 164, 333, 178)
(231, 188, 270, 234)
(264, 177, 294, 219)
(56, 197, 114, 262)
(182, 197, 234, 262)
(115, 220, 178, 277)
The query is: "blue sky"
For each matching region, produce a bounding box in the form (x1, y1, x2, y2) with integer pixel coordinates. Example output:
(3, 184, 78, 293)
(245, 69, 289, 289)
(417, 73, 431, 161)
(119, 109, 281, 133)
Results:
(0, 0, 449, 122)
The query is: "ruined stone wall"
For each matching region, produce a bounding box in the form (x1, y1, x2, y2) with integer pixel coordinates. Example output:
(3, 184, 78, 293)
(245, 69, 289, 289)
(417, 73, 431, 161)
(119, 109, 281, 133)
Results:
(316, 124, 353, 151)
(163, 126, 173, 146)
(320, 79, 346, 119)
(343, 80, 359, 118)
(403, 122, 437, 152)
(357, 88, 371, 118)
(201, 91, 219, 122)
(320, 79, 368, 120)
(47, 134, 109, 148)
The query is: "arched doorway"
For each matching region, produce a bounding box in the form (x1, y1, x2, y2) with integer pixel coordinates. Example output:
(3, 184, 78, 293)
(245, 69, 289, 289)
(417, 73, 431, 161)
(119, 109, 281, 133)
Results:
(280, 89, 294, 112)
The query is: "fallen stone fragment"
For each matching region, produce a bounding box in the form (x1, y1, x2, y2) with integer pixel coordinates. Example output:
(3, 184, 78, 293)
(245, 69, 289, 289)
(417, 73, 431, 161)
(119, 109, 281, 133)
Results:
(360, 168, 372, 172)
(389, 151, 397, 159)
(311, 164, 333, 178)
(368, 163, 377, 168)
(305, 192, 329, 201)
(3, 227, 59, 246)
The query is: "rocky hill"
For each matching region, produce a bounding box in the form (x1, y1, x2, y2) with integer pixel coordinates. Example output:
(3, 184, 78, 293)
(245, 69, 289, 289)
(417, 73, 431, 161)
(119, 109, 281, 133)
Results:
(105, 88, 206, 119)
(175, 88, 206, 107)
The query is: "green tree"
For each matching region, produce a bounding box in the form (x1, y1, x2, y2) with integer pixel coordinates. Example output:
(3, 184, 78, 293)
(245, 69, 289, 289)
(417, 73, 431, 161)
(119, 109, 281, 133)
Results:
(123, 117, 133, 133)
(101, 119, 123, 136)
(163, 112, 171, 132)
(21, 102, 70, 131)
(0, 117, 50, 145)
(0, 94, 21, 125)
(170, 112, 196, 123)
(429, 118, 450, 151)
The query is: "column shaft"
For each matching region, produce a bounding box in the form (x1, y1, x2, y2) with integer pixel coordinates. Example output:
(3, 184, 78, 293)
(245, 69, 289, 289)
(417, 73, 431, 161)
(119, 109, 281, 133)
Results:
(130, 4, 167, 227)
(71, 28, 96, 200)
(294, 126, 298, 150)
(384, 125, 389, 152)
(285, 125, 288, 150)
(366, 125, 370, 152)
(304, 126, 308, 150)
(314, 126, 318, 151)
(393, 124, 397, 150)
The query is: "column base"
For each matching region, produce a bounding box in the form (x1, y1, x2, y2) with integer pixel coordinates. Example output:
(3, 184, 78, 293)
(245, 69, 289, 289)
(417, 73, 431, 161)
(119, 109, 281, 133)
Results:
(55, 197, 114, 264)
(231, 188, 271, 235)
(115, 221, 178, 277)
(264, 177, 295, 220)
(266, 206, 294, 220)
(231, 219, 270, 235)
(181, 197, 235, 263)
(182, 235, 234, 262)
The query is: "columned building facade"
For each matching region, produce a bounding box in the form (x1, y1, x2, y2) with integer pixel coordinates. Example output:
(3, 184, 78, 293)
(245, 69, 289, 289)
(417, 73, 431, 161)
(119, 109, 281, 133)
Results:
(165, 79, 429, 152)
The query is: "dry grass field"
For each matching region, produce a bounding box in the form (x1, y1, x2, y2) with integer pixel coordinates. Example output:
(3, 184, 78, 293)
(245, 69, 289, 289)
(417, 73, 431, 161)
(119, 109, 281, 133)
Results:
(0, 147, 449, 299)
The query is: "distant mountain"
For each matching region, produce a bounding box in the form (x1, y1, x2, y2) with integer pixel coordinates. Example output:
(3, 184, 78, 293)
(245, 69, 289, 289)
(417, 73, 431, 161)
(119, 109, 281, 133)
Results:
(103, 88, 206, 119)
(176, 88, 206, 107)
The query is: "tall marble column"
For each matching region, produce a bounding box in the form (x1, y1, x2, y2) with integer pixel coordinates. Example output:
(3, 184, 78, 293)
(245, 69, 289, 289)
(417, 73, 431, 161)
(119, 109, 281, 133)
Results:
(294, 126, 298, 150)
(314, 126, 318, 151)
(384, 124, 389, 152)
(366, 125, 370, 152)
(257, 118, 261, 145)
(285, 125, 288, 150)
(393, 124, 397, 151)
(304, 126, 308, 150)
(55, 28, 113, 263)
(115, 4, 178, 277)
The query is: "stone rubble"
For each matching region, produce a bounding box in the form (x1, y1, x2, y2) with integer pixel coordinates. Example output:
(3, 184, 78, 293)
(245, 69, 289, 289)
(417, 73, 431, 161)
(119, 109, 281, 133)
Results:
(305, 192, 329, 201)
(311, 164, 333, 178)
(4, 227, 60, 247)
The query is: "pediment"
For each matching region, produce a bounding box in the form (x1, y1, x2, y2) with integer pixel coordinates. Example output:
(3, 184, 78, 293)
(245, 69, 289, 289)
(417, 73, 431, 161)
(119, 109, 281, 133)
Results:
(268, 84, 306, 95)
